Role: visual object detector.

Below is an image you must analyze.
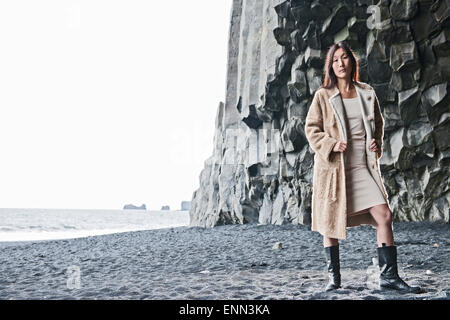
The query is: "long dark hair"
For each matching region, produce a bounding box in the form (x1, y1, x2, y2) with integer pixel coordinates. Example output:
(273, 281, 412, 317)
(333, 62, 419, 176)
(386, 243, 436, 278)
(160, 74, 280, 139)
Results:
(322, 41, 360, 89)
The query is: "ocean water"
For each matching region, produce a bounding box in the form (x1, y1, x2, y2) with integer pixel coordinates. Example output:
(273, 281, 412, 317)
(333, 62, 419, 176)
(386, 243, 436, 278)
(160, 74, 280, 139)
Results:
(0, 208, 190, 242)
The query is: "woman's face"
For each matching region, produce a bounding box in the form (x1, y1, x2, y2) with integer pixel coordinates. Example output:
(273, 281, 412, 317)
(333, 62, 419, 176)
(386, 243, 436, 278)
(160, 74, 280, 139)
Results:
(332, 48, 352, 80)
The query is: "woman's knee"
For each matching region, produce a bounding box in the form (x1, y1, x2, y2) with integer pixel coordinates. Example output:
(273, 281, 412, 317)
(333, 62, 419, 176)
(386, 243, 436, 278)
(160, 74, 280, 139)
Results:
(385, 209, 393, 225)
(373, 205, 392, 226)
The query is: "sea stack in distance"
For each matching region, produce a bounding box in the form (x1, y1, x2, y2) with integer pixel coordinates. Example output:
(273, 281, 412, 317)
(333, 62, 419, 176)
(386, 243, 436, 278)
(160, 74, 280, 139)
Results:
(123, 204, 147, 210)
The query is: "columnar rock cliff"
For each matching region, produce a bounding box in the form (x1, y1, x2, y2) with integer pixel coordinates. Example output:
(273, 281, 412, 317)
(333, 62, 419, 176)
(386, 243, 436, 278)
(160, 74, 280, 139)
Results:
(190, 0, 450, 227)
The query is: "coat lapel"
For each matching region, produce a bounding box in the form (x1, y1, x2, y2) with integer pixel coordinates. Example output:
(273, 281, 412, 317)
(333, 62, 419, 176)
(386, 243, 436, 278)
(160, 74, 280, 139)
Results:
(328, 87, 347, 142)
(354, 83, 375, 143)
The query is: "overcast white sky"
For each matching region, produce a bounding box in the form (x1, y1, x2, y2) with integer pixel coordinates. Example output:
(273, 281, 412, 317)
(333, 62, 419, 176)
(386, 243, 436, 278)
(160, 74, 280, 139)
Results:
(0, 0, 232, 210)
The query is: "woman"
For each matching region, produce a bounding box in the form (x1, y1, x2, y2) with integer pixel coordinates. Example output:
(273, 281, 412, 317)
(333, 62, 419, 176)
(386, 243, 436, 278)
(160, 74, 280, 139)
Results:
(304, 41, 422, 293)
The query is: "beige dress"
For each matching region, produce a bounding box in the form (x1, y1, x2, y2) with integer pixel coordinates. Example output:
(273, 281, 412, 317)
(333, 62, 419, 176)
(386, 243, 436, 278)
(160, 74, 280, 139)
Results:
(342, 97, 386, 216)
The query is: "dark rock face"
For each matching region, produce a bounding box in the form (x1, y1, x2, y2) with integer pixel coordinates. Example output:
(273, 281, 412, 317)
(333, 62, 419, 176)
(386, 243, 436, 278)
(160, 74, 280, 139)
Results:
(190, 0, 450, 227)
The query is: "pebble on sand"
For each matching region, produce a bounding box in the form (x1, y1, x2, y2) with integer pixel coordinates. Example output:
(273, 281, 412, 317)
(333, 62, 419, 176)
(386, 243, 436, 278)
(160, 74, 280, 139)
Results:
(272, 242, 283, 250)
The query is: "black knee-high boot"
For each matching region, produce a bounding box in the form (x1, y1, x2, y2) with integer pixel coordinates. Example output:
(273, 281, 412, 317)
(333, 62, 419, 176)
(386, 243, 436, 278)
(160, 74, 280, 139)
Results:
(324, 245, 341, 291)
(377, 244, 422, 293)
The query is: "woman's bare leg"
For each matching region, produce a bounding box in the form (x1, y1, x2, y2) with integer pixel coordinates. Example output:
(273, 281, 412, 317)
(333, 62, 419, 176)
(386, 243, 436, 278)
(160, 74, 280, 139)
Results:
(323, 236, 339, 248)
(369, 203, 394, 247)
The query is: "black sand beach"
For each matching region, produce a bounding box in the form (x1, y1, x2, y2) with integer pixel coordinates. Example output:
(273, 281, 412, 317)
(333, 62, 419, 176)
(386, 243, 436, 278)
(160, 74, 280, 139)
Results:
(0, 222, 448, 300)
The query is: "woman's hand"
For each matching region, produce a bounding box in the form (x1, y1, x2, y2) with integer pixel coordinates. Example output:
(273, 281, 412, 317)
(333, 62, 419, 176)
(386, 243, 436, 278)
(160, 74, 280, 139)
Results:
(333, 141, 347, 153)
(370, 138, 379, 153)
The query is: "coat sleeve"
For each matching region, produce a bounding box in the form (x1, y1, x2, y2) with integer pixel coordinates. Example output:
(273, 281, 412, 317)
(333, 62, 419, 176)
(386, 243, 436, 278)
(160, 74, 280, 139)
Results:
(373, 93, 384, 159)
(305, 90, 338, 162)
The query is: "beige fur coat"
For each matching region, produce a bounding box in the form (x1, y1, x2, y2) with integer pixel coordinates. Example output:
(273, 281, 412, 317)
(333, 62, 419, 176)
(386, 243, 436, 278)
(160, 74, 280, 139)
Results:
(304, 81, 390, 240)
